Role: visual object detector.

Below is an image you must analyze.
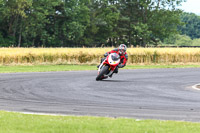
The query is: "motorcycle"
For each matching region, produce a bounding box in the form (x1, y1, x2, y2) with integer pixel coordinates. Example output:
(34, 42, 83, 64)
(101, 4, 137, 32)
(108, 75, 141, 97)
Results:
(96, 53, 120, 81)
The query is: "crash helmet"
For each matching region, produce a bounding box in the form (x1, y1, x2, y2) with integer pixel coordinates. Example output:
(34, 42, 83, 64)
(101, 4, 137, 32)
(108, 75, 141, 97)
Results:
(119, 44, 127, 54)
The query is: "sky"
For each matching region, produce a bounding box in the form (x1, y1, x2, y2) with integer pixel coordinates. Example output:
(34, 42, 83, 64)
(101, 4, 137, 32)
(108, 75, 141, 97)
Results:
(178, 0, 200, 15)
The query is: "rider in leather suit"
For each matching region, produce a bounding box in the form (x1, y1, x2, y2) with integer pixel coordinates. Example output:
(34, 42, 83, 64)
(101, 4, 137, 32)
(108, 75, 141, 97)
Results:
(98, 44, 128, 77)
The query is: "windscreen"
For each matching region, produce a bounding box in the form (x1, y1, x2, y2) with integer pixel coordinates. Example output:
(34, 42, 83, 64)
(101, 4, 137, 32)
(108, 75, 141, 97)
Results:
(111, 53, 120, 61)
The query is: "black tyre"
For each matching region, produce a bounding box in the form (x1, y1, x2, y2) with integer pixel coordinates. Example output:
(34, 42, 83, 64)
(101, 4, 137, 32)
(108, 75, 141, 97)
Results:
(96, 65, 109, 81)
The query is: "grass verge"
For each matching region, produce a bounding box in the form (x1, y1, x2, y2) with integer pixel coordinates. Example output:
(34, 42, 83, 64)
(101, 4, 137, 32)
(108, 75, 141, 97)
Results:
(0, 64, 95, 73)
(0, 64, 200, 73)
(0, 111, 200, 133)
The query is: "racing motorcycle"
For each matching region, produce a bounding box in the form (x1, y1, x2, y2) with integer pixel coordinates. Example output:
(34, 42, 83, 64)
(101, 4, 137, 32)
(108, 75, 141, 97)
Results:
(96, 53, 120, 81)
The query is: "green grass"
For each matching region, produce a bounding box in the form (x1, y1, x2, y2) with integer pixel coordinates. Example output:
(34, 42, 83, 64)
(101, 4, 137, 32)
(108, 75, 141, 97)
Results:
(0, 64, 200, 73)
(0, 111, 200, 133)
(0, 64, 96, 73)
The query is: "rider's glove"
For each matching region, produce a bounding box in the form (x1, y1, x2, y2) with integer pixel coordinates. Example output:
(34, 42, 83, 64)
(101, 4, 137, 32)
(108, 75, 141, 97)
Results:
(104, 53, 108, 57)
(118, 64, 124, 68)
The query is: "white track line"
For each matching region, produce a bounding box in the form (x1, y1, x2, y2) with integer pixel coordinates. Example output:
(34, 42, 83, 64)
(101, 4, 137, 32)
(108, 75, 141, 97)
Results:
(192, 84, 200, 91)
(5, 111, 69, 116)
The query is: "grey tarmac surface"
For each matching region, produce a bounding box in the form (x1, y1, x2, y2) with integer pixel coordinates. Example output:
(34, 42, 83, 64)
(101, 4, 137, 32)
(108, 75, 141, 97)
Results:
(0, 68, 200, 122)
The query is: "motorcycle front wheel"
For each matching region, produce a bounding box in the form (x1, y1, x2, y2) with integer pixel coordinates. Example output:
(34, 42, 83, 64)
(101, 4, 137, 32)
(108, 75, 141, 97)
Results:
(96, 65, 109, 81)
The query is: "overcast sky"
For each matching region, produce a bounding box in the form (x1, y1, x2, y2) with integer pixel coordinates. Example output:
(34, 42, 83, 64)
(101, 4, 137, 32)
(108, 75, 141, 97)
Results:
(178, 0, 200, 15)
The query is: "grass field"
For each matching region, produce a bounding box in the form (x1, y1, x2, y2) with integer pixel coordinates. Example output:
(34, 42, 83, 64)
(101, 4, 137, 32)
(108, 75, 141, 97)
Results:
(0, 64, 200, 73)
(0, 111, 200, 133)
(1, 48, 200, 65)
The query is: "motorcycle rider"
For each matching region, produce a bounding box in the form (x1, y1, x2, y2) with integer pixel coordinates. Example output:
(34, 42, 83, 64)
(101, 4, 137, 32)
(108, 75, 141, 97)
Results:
(98, 44, 128, 77)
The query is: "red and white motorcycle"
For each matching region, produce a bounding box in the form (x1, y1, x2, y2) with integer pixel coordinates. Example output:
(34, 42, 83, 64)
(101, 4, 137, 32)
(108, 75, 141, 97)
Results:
(96, 53, 120, 81)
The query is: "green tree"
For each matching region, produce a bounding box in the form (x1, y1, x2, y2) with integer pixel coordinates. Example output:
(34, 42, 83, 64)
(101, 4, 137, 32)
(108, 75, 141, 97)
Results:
(0, 0, 186, 47)
(81, 0, 120, 47)
(0, 0, 32, 47)
(113, 0, 184, 46)
(178, 12, 200, 39)
(50, 0, 90, 47)
(23, 0, 62, 47)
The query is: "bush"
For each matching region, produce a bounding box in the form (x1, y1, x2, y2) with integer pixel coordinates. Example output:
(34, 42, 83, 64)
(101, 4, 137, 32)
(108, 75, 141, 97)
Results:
(175, 34, 192, 46)
(0, 35, 15, 47)
(192, 38, 200, 46)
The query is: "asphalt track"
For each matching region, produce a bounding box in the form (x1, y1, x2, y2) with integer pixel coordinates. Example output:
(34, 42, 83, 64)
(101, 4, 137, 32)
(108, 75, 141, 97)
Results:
(0, 68, 200, 122)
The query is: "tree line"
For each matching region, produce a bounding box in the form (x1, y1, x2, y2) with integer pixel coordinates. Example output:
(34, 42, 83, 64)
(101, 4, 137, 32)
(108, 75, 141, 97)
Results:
(178, 12, 200, 39)
(0, 0, 186, 47)
(163, 12, 200, 46)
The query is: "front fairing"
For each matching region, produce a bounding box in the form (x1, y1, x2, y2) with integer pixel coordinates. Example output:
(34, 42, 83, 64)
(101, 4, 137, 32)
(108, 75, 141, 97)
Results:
(108, 53, 120, 66)
(103, 53, 120, 71)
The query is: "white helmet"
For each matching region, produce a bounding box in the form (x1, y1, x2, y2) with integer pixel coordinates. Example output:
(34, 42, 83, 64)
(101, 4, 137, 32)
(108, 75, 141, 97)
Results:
(119, 44, 127, 54)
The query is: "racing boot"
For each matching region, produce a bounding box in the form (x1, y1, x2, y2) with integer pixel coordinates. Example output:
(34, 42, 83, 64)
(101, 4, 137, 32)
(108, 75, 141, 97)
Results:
(109, 73, 113, 78)
(109, 71, 114, 78)
(109, 67, 118, 78)
(102, 75, 108, 79)
(113, 66, 118, 73)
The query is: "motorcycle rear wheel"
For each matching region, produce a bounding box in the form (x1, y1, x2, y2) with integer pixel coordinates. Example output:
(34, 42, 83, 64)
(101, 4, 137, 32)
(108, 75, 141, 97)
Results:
(96, 65, 109, 81)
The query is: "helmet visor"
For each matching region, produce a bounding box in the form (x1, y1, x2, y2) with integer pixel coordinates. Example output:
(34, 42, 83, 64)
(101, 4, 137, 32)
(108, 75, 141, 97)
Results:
(119, 49, 125, 54)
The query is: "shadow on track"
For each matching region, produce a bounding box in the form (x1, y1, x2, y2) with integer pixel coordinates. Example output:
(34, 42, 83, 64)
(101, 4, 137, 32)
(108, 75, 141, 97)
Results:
(98, 80, 132, 83)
